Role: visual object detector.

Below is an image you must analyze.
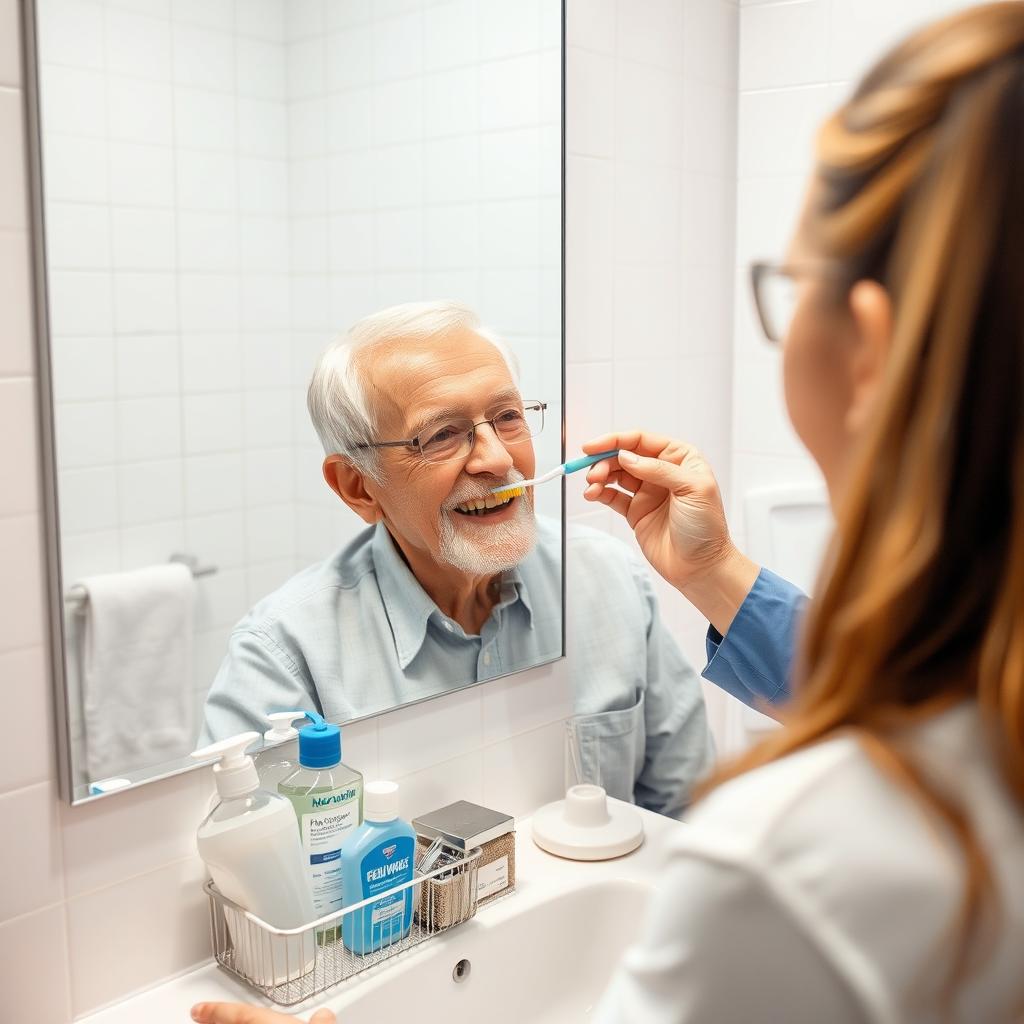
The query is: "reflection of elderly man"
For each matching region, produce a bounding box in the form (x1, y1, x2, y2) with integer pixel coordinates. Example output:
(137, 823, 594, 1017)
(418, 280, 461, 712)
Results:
(201, 302, 712, 817)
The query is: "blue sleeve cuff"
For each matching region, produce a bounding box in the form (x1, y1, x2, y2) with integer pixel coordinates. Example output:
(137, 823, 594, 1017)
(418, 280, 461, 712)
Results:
(701, 568, 807, 711)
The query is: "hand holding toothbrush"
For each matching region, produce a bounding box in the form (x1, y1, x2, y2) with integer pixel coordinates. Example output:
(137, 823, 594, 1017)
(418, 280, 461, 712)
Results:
(580, 431, 759, 635)
(488, 448, 621, 500)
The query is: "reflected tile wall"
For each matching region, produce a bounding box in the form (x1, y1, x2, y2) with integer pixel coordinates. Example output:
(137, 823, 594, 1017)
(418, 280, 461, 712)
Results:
(287, 0, 563, 565)
(36, 0, 299, 755)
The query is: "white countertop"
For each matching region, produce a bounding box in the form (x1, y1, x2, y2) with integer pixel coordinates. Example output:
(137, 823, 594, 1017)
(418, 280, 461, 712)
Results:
(80, 803, 681, 1024)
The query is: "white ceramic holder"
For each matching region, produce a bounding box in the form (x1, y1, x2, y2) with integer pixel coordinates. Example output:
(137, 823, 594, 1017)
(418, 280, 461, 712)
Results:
(531, 784, 644, 861)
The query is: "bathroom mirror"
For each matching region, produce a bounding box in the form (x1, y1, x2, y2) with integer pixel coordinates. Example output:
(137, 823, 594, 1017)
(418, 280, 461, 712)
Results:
(27, 0, 564, 803)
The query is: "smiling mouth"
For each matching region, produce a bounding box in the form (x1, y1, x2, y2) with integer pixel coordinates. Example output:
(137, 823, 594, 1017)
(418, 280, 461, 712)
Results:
(453, 494, 517, 517)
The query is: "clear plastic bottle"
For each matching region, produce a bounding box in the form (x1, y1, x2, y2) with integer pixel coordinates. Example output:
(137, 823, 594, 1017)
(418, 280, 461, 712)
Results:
(252, 710, 306, 792)
(191, 733, 316, 984)
(278, 712, 364, 937)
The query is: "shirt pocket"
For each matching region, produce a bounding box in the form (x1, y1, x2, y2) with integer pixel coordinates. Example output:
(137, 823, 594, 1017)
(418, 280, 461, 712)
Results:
(571, 691, 646, 806)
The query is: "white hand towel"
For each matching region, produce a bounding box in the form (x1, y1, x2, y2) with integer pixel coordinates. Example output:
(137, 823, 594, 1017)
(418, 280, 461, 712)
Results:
(78, 563, 196, 782)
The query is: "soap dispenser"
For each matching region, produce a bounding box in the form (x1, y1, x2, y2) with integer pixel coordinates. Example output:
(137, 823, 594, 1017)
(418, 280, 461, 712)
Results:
(191, 732, 316, 983)
(252, 710, 306, 792)
(278, 711, 364, 929)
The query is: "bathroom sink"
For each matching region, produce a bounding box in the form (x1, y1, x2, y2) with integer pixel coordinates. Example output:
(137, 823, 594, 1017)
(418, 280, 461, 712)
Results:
(80, 802, 681, 1024)
(326, 879, 652, 1023)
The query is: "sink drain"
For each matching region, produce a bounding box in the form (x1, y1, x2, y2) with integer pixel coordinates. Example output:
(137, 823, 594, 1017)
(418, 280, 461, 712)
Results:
(452, 958, 471, 983)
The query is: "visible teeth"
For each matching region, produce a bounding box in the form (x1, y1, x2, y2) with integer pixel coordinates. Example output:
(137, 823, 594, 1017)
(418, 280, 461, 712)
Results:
(456, 493, 514, 514)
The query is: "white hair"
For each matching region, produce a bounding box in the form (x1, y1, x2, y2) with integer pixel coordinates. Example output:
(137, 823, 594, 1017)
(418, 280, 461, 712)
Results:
(307, 301, 520, 483)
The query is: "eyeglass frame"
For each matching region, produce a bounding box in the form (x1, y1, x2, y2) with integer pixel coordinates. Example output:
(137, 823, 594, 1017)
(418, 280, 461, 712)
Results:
(352, 399, 549, 464)
(750, 260, 844, 345)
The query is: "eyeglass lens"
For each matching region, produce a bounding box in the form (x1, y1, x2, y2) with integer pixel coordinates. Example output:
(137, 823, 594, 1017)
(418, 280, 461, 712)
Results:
(419, 404, 544, 463)
(758, 269, 799, 343)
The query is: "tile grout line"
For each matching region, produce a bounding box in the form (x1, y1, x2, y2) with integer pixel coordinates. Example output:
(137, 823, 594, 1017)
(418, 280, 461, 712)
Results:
(60, 847, 204, 906)
(0, 895, 67, 929)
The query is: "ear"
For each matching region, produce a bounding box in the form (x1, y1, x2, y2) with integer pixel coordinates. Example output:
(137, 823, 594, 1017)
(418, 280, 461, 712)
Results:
(323, 455, 383, 525)
(844, 279, 894, 435)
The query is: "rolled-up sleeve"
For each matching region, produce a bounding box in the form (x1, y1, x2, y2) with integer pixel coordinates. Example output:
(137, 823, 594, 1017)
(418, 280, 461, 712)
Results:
(702, 568, 806, 711)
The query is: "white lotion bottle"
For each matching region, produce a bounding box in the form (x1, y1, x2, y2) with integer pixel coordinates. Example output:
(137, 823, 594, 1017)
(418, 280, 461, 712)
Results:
(253, 710, 306, 792)
(192, 732, 317, 985)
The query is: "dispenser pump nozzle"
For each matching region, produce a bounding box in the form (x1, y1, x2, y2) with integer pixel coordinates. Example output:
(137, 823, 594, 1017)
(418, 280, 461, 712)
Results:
(263, 710, 306, 744)
(191, 731, 261, 800)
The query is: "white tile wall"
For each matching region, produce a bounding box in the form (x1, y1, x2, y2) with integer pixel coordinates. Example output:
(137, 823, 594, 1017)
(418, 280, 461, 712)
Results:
(65, 856, 211, 1012)
(0, 0, 748, 1018)
(0, 0, 20, 86)
(729, 0, 977, 526)
(0, 906, 72, 1024)
(563, 0, 739, 689)
(0, 225, 34, 375)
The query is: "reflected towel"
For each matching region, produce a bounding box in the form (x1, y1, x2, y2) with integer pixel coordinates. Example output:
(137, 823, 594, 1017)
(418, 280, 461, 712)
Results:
(78, 563, 195, 782)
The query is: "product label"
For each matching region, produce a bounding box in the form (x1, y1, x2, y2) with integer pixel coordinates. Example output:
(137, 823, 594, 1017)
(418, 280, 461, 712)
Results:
(353, 835, 415, 948)
(371, 900, 406, 925)
(476, 855, 509, 901)
(300, 797, 359, 915)
(311, 787, 359, 808)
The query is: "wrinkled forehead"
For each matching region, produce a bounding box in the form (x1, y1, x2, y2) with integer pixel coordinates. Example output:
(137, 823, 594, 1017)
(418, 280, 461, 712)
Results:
(360, 327, 518, 435)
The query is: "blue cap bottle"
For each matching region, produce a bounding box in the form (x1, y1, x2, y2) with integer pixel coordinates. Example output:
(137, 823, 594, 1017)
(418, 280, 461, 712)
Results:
(296, 710, 341, 768)
(278, 711, 365, 937)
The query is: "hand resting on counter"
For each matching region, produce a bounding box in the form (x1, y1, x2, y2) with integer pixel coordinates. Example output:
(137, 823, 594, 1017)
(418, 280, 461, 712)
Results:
(191, 1002, 336, 1024)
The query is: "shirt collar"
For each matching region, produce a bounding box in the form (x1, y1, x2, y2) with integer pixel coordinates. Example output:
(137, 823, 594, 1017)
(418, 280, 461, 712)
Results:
(501, 562, 534, 627)
(371, 523, 535, 668)
(371, 524, 441, 670)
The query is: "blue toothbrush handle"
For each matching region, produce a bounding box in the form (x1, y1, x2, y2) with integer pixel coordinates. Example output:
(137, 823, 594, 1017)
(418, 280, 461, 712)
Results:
(563, 449, 620, 475)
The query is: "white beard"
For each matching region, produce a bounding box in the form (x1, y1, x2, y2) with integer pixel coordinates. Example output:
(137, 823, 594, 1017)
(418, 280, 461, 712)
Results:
(437, 488, 537, 575)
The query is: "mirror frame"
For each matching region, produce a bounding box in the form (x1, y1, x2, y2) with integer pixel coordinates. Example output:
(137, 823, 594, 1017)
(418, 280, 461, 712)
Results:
(22, 0, 568, 804)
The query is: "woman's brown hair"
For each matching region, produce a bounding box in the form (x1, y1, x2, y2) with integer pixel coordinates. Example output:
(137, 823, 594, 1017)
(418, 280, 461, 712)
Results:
(708, 0, 1024, 1006)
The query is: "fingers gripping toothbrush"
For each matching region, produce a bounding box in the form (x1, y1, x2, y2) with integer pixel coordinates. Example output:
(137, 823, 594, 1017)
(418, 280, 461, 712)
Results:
(489, 449, 620, 500)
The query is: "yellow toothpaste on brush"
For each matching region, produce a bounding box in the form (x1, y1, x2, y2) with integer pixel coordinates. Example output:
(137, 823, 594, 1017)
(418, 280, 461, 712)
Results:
(490, 450, 620, 499)
(491, 485, 525, 499)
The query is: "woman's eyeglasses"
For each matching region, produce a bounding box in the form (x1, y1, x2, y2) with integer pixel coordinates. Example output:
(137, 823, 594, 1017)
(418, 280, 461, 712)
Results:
(355, 400, 547, 466)
(750, 260, 846, 345)
(750, 261, 803, 345)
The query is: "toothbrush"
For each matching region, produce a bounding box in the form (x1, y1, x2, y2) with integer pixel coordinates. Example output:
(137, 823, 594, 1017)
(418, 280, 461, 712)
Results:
(490, 449, 620, 499)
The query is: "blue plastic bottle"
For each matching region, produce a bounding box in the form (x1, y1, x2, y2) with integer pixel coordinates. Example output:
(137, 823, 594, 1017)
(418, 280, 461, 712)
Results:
(339, 781, 416, 954)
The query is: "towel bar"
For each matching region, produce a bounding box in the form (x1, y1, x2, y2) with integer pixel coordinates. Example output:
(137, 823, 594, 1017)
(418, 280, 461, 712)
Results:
(63, 553, 217, 612)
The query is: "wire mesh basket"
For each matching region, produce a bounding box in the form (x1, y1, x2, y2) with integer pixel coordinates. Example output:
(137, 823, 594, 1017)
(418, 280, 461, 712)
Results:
(205, 846, 481, 1005)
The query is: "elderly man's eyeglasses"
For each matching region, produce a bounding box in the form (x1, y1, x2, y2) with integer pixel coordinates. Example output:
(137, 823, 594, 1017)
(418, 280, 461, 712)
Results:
(355, 400, 547, 465)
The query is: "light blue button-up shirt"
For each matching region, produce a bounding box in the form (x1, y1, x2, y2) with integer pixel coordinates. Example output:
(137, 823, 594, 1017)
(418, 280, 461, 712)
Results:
(200, 517, 713, 819)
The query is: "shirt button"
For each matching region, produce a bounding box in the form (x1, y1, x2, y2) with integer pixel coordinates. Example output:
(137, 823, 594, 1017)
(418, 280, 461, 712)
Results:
(443, 621, 454, 632)
(483, 652, 492, 666)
